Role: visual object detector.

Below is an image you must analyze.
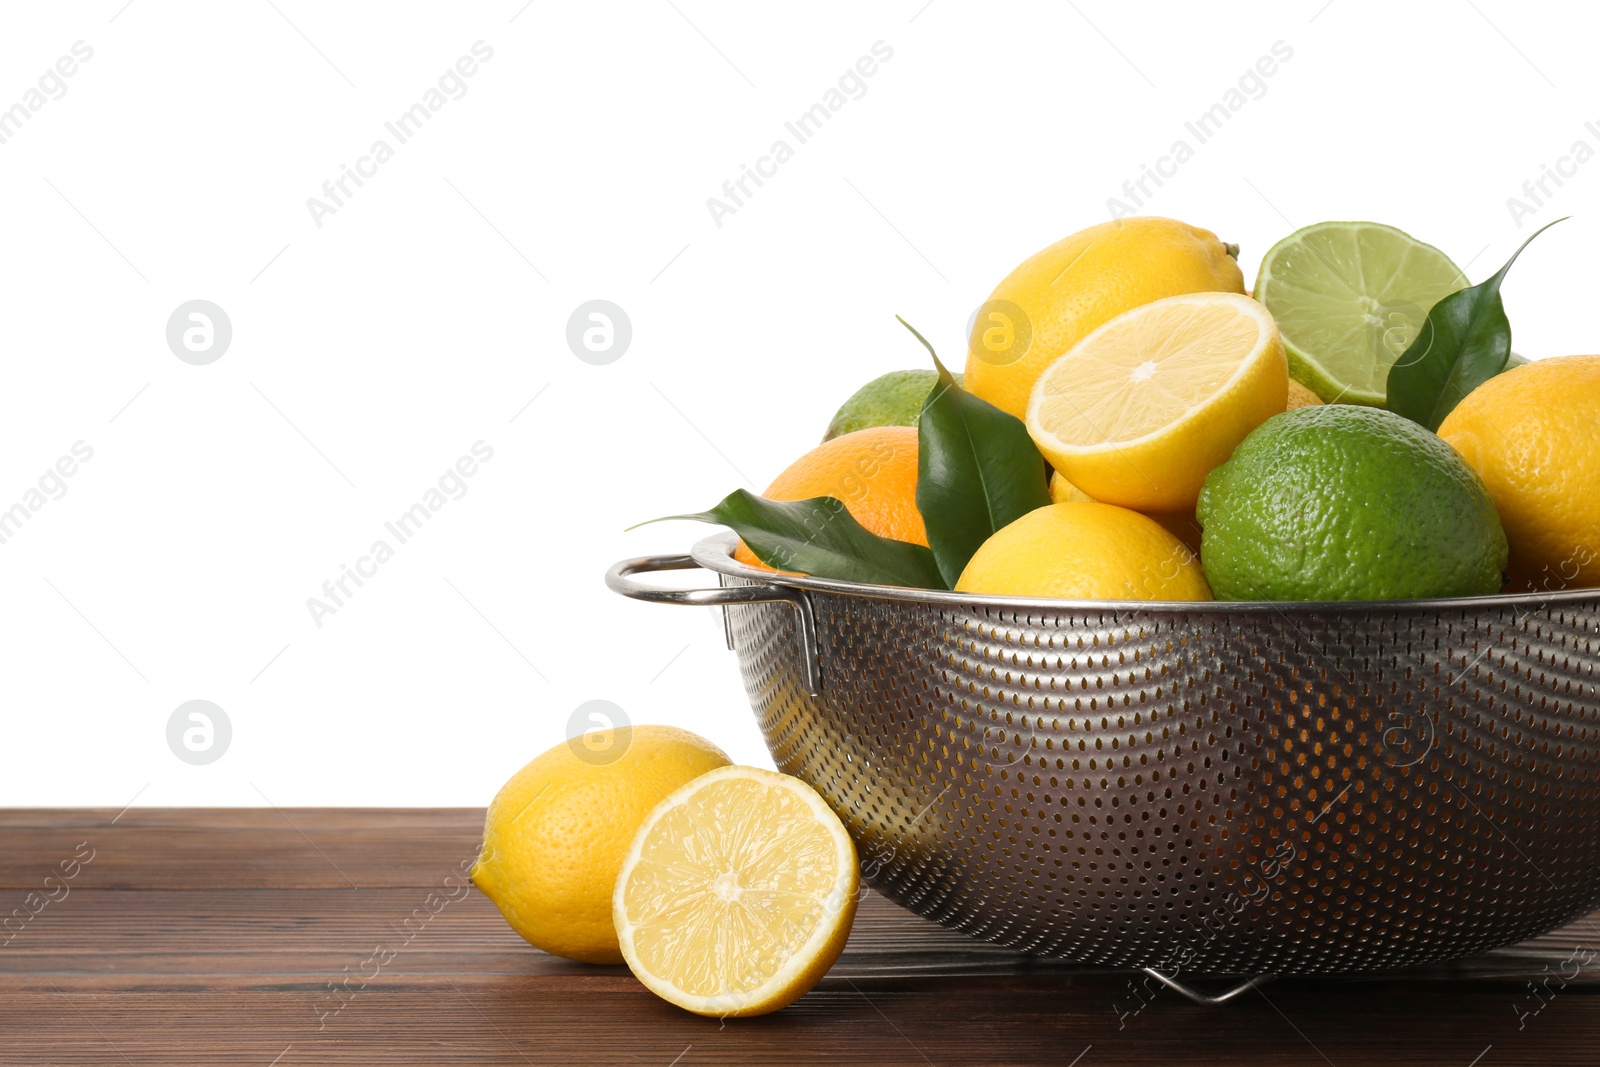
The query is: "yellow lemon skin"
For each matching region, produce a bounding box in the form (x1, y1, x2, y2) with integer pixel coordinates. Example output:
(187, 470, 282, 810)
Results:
(964, 217, 1245, 419)
(471, 726, 731, 964)
(955, 502, 1212, 601)
(1438, 355, 1600, 591)
(1048, 470, 1094, 504)
(1049, 471, 1202, 553)
(1148, 509, 1204, 556)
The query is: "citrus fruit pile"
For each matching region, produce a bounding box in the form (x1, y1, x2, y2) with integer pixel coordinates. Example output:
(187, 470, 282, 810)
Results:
(662, 214, 1598, 602)
(476, 214, 1598, 1022)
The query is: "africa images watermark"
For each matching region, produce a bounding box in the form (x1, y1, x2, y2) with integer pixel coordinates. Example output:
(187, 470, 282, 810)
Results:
(1, 841, 95, 947)
(705, 40, 895, 229)
(0, 441, 94, 547)
(1106, 40, 1294, 219)
(1112, 838, 1296, 1028)
(0, 40, 94, 148)
(312, 857, 476, 1030)
(305, 441, 494, 627)
(1504, 119, 1600, 227)
(305, 41, 495, 228)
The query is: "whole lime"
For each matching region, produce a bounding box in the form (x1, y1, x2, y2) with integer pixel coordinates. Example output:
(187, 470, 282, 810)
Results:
(824, 369, 959, 441)
(1197, 406, 1507, 601)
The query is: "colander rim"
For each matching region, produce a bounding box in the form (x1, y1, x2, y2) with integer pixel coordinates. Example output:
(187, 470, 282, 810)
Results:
(688, 533, 1600, 615)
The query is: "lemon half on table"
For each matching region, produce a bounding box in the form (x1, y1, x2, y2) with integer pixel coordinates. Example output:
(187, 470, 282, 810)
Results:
(613, 766, 859, 1017)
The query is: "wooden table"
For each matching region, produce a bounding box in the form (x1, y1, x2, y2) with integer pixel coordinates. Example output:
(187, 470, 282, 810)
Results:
(2, 809, 1596, 1065)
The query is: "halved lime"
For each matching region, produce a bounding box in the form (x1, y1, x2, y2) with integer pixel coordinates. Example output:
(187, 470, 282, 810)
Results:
(1254, 221, 1467, 406)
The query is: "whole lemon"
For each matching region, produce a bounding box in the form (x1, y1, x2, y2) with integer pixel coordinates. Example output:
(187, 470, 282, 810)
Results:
(1048, 470, 1094, 504)
(1049, 470, 1202, 553)
(954, 502, 1211, 601)
(964, 217, 1245, 419)
(472, 726, 730, 964)
(1438, 355, 1600, 591)
(735, 426, 925, 569)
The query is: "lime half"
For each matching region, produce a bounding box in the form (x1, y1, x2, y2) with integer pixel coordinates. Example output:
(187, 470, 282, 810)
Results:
(1254, 222, 1467, 406)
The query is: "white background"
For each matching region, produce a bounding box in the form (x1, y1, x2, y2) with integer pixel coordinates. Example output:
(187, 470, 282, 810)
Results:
(0, 0, 1593, 807)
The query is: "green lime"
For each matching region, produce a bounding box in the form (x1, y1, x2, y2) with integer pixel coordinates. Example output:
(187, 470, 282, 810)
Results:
(1254, 221, 1467, 406)
(824, 369, 960, 441)
(1197, 405, 1506, 601)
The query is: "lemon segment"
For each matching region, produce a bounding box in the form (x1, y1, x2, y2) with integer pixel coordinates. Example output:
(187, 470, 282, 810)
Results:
(613, 766, 859, 1017)
(1025, 292, 1287, 512)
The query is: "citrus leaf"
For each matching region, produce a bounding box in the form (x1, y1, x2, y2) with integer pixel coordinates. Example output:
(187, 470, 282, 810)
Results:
(1386, 218, 1566, 430)
(898, 316, 1051, 587)
(641, 489, 944, 588)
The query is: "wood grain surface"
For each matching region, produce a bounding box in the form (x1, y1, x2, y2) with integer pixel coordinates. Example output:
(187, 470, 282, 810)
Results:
(1, 808, 1596, 1065)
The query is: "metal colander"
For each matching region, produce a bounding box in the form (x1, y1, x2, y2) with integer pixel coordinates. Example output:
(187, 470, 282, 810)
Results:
(608, 534, 1600, 981)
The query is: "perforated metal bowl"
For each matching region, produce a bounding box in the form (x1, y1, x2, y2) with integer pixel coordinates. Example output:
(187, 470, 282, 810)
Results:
(608, 534, 1600, 980)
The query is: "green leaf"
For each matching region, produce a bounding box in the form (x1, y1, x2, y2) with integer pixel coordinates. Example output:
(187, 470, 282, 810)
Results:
(897, 316, 1052, 587)
(1386, 218, 1566, 430)
(639, 489, 944, 588)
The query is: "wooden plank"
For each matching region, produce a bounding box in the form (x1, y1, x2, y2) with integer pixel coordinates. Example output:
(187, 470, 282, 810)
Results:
(0, 808, 484, 890)
(2, 809, 1597, 1066)
(3, 978, 1599, 1066)
(0, 889, 1102, 985)
(0, 887, 1596, 985)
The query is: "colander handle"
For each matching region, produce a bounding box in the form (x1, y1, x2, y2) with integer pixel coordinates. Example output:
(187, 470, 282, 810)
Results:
(605, 554, 821, 695)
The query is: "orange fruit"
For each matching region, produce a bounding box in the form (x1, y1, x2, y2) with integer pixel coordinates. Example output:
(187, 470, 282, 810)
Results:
(734, 426, 926, 569)
(1438, 355, 1600, 591)
(1285, 379, 1324, 410)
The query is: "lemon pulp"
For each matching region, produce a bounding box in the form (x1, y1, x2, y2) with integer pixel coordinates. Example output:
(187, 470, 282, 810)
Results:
(613, 766, 858, 1017)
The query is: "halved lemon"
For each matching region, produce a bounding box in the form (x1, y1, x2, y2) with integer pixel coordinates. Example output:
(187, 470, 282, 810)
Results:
(1025, 291, 1287, 512)
(612, 766, 859, 1017)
